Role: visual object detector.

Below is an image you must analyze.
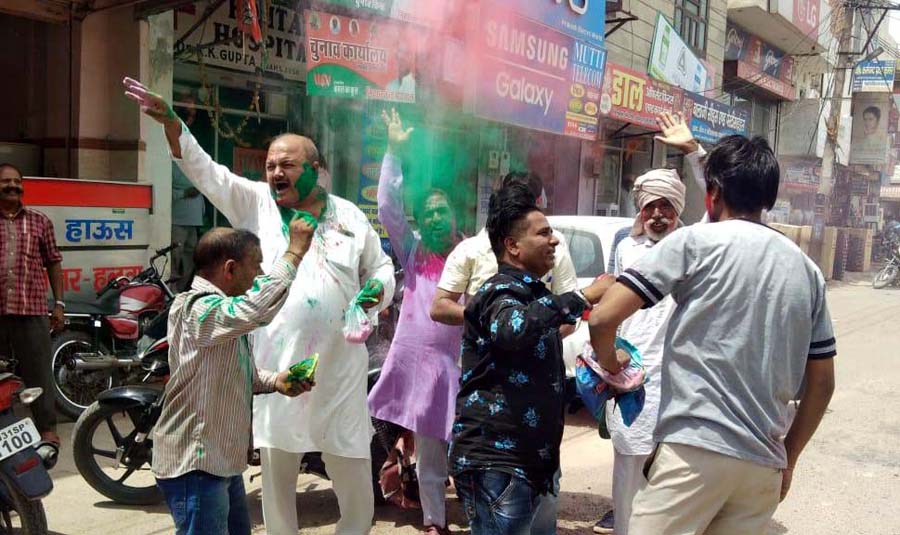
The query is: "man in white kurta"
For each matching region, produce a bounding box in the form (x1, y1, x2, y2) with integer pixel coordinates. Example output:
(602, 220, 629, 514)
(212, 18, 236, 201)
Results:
(123, 78, 395, 535)
(607, 169, 685, 535)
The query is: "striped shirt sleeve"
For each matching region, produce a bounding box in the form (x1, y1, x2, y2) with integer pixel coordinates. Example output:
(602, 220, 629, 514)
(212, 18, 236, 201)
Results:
(188, 258, 298, 348)
(809, 286, 837, 360)
(617, 228, 693, 309)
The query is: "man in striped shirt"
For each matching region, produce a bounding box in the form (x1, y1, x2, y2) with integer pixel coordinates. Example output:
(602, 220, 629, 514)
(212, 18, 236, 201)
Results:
(153, 220, 315, 535)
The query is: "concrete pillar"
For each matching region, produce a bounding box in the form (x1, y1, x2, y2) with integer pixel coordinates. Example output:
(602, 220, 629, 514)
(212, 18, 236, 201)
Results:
(139, 11, 175, 258)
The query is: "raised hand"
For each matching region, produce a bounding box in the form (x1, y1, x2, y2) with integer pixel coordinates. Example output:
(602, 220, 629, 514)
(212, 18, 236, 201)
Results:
(654, 112, 700, 155)
(123, 77, 178, 125)
(382, 107, 414, 153)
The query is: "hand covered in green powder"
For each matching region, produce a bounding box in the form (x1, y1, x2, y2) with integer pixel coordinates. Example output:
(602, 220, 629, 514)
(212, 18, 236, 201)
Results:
(382, 108, 414, 154)
(275, 370, 314, 397)
(287, 212, 317, 259)
(123, 77, 178, 126)
(357, 279, 384, 310)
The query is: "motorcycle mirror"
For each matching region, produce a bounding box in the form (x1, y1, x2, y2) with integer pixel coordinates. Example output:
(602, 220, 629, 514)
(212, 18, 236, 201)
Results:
(19, 387, 43, 405)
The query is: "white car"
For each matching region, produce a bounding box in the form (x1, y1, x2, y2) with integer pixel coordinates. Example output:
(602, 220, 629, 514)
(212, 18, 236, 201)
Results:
(547, 215, 634, 377)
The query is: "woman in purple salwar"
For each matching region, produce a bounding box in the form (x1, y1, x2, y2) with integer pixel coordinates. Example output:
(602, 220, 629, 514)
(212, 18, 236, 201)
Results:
(367, 109, 463, 535)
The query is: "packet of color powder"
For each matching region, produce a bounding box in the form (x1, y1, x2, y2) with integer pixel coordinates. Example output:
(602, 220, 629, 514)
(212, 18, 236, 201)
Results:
(342, 279, 382, 344)
(287, 354, 319, 384)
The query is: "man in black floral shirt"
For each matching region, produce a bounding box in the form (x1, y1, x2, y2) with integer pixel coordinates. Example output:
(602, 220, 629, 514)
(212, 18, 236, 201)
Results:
(449, 185, 611, 535)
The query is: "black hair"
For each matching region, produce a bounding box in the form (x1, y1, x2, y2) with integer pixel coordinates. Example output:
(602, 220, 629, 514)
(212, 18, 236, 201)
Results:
(487, 183, 540, 258)
(194, 228, 261, 276)
(703, 135, 780, 214)
(501, 171, 542, 201)
(0, 163, 23, 178)
(863, 106, 881, 121)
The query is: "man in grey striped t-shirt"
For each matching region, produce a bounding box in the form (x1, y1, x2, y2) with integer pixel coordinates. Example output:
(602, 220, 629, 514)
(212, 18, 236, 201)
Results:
(153, 219, 315, 535)
(589, 135, 836, 535)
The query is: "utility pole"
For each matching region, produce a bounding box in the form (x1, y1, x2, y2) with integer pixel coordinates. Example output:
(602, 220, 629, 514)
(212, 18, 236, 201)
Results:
(819, 0, 856, 201)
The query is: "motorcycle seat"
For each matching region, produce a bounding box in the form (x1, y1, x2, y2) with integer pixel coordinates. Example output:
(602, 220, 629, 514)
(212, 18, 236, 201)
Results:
(63, 298, 119, 316)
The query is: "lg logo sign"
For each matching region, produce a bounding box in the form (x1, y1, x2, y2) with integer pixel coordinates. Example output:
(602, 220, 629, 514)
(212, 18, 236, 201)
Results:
(555, 0, 589, 16)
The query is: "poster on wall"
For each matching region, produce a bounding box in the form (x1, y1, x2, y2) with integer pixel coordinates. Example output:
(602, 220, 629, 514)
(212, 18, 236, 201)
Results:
(648, 13, 708, 94)
(852, 60, 896, 93)
(599, 62, 684, 130)
(683, 93, 749, 144)
(175, 1, 306, 81)
(850, 92, 891, 165)
(779, 156, 821, 192)
(493, 0, 606, 47)
(305, 9, 417, 102)
(469, 5, 607, 140)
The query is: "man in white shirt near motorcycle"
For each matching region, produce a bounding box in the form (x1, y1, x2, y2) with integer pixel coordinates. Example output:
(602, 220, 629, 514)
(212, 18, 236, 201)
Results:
(124, 77, 395, 535)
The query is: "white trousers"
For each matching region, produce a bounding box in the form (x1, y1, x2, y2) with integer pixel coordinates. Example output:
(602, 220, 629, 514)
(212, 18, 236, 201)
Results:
(613, 450, 650, 535)
(415, 434, 449, 529)
(260, 447, 374, 535)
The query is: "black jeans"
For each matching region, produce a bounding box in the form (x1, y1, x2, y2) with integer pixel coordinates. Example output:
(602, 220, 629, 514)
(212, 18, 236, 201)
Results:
(0, 315, 57, 433)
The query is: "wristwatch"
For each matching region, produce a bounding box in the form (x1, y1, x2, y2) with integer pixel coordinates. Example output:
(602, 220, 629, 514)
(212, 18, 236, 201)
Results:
(575, 290, 593, 309)
(55, 300, 66, 309)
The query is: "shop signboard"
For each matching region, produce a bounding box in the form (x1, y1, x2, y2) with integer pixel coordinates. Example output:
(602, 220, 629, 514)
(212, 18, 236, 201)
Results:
(598, 62, 684, 130)
(22, 178, 154, 301)
(852, 60, 896, 93)
(791, 0, 819, 40)
(305, 9, 417, 102)
(175, 0, 306, 82)
(648, 13, 709, 93)
(724, 23, 796, 100)
(318, 0, 447, 27)
(494, 0, 606, 47)
(357, 111, 390, 251)
(779, 156, 821, 192)
(683, 93, 749, 144)
(850, 92, 891, 166)
(470, 5, 607, 140)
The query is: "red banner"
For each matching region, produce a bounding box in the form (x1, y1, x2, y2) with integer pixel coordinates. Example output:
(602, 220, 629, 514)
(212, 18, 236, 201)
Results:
(599, 62, 684, 130)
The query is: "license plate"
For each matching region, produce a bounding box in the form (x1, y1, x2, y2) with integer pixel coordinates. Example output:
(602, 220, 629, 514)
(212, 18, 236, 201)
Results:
(0, 418, 40, 461)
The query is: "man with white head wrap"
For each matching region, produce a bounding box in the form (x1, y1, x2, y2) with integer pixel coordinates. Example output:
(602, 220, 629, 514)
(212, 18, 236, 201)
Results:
(604, 166, 686, 535)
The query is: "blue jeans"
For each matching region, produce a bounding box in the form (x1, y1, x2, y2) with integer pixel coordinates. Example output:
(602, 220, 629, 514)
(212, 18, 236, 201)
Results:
(156, 471, 251, 535)
(531, 469, 561, 535)
(456, 471, 541, 535)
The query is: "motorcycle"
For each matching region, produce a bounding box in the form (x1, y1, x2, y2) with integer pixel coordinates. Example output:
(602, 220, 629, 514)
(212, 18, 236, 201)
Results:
(0, 357, 59, 534)
(72, 338, 392, 505)
(71, 265, 406, 506)
(873, 237, 900, 289)
(51, 245, 178, 419)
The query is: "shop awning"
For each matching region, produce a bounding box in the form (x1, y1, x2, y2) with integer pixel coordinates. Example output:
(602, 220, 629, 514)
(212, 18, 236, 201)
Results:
(0, 0, 193, 24)
(881, 186, 900, 201)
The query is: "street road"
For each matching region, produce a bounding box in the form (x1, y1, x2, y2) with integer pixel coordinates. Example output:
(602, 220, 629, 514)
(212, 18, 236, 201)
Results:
(40, 277, 900, 534)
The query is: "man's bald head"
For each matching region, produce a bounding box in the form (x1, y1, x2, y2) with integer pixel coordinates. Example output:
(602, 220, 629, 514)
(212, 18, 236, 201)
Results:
(193, 227, 261, 278)
(269, 134, 319, 165)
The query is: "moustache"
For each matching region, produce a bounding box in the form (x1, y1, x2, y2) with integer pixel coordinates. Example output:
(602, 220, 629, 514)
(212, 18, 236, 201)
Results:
(1, 188, 22, 195)
(648, 216, 673, 226)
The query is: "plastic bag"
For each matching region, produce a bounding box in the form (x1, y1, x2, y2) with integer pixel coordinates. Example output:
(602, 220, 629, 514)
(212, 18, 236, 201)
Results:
(287, 353, 319, 384)
(342, 279, 382, 344)
(575, 338, 647, 427)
